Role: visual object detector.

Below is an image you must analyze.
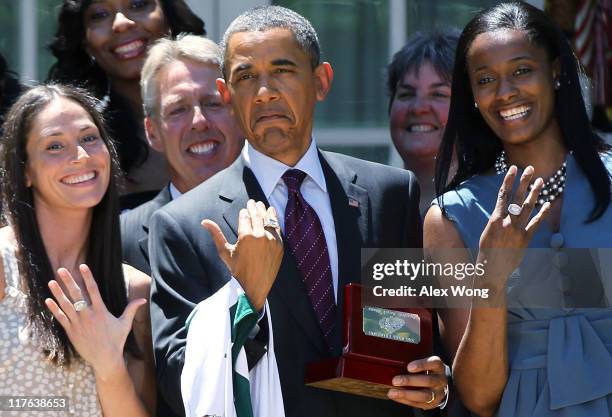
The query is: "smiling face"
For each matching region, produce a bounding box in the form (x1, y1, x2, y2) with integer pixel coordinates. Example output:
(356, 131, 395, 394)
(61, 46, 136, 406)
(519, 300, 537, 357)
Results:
(389, 61, 451, 163)
(218, 28, 332, 166)
(25, 97, 111, 212)
(83, 0, 169, 84)
(146, 59, 244, 193)
(467, 29, 559, 147)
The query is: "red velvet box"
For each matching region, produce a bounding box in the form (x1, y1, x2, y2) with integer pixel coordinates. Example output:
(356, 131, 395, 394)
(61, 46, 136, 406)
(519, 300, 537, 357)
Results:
(305, 283, 433, 399)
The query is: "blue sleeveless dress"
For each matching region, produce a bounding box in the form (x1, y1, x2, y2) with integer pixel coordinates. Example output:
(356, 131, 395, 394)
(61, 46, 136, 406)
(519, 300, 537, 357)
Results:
(436, 153, 612, 416)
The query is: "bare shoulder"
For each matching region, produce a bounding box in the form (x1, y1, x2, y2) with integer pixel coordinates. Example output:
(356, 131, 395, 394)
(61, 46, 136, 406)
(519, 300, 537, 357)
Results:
(122, 263, 151, 302)
(424, 207, 472, 357)
(423, 205, 466, 249)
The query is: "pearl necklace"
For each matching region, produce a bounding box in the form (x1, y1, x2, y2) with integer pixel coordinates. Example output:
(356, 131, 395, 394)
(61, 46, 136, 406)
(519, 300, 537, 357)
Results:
(494, 151, 567, 206)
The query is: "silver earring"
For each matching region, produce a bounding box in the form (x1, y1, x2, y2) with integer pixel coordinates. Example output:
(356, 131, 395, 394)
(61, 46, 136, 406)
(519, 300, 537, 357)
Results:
(554, 79, 561, 90)
(474, 102, 479, 108)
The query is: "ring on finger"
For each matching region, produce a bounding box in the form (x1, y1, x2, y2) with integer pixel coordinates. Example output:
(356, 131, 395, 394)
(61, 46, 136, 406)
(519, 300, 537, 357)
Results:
(425, 390, 436, 404)
(263, 218, 279, 229)
(507, 203, 523, 216)
(73, 300, 89, 312)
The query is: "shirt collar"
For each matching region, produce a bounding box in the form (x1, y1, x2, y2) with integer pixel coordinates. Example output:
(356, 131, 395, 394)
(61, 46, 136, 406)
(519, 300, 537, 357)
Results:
(169, 182, 182, 200)
(242, 138, 327, 199)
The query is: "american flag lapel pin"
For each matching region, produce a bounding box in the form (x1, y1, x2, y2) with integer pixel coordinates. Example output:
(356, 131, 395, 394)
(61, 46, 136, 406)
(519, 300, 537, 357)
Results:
(348, 197, 359, 208)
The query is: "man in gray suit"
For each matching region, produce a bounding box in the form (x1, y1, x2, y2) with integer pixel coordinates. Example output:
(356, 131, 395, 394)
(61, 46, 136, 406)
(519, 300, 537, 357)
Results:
(121, 34, 244, 276)
(149, 6, 448, 417)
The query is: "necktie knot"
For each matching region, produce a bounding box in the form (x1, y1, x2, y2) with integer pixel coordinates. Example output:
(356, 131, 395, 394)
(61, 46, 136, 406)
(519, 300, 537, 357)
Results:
(282, 169, 307, 194)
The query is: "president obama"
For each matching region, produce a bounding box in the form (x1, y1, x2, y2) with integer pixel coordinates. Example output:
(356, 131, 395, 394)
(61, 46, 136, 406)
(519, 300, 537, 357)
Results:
(148, 6, 448, 416)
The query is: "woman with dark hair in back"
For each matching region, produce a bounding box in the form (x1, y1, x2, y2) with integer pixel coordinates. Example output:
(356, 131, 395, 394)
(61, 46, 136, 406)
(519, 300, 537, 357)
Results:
(48, 0, 205, 208)
(0, 84, 155, 416)
(427, 2, 612, 416)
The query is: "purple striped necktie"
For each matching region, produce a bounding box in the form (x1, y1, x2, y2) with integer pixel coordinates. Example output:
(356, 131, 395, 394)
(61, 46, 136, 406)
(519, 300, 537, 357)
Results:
(282, 169, 336, 348)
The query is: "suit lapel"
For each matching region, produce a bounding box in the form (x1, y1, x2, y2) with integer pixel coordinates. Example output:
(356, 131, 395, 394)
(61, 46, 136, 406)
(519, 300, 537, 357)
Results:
(220, 157, 267, 237)
(138, 185, 172, 261)
(218, 153, 371, 355)
(221, 156, 331, 354)
(319, 151, 370, 354)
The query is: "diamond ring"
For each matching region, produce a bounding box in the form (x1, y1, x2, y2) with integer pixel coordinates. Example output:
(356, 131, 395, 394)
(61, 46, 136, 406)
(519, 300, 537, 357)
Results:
(507, 203, 523, 216)
(263, 218, 279, 229)
(73, 300, 89, 312)
(425, 390, 436, 404)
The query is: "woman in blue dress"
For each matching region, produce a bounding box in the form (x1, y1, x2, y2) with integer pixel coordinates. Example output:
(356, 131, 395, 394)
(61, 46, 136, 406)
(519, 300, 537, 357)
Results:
(427, 2, 612, 416)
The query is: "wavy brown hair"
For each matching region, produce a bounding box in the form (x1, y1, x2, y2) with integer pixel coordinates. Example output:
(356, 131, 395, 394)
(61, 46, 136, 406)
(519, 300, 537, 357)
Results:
(0, 84, 138, 364)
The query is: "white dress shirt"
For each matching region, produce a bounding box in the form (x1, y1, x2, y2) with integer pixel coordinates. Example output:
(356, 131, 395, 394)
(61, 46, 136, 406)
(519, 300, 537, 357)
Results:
(242, 139, 339, 300)
(169, 182, 182, 200)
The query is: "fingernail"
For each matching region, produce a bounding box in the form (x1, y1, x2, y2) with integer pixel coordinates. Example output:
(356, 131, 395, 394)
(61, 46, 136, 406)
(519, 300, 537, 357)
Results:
(392, 376, 401, 386)
(408, 363, 418, 372)
(388, 389, 398, 399)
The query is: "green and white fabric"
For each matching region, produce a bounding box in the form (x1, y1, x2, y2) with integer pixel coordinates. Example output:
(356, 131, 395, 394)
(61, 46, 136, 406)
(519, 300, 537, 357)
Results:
(181, 278, 285, 417)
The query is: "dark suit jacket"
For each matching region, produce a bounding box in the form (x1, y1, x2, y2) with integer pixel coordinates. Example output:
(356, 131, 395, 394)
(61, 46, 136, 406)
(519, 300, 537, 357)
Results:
(120, 185, 184, 417)
(121, 185, 172, 276)
(149, 150, 423, 417)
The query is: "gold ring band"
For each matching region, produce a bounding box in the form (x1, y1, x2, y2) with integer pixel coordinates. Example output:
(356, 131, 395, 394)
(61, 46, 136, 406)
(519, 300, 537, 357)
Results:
(425, 390, 436, 404)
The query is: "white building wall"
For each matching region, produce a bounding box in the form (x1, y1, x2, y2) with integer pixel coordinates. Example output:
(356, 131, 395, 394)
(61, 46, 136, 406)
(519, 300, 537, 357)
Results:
(186, 0, 269, 43)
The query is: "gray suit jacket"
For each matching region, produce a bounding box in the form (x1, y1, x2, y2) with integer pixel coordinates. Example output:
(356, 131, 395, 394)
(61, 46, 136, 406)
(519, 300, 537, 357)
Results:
(149, 150, 424, 417)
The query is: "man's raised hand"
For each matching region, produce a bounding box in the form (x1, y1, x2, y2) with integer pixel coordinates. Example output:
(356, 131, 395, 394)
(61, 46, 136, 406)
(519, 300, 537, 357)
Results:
(202, 200, 283, 310)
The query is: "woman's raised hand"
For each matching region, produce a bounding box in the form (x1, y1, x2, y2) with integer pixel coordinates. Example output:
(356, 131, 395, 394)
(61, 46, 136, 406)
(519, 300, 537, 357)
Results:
(45, 264, 146, 380)
(478, 165, 551, 292)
